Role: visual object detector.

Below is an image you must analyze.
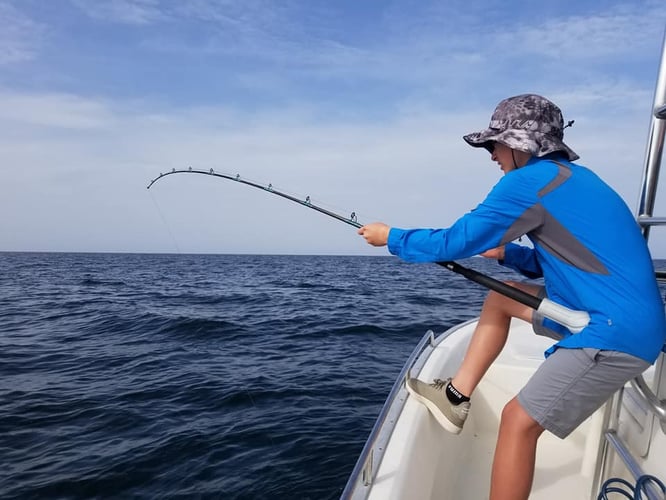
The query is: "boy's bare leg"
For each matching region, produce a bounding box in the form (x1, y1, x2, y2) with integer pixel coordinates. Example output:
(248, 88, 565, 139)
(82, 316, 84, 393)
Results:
(447, 282, 546, 499)
(451, 281, 541, 397)
(490, 397, 544, 500)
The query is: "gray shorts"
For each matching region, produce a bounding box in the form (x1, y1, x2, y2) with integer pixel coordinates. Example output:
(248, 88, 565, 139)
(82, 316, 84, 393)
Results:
(518, 288, 650, 439)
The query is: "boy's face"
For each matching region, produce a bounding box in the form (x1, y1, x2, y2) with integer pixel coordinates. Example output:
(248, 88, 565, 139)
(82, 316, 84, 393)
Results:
(489, 142, 518, 175)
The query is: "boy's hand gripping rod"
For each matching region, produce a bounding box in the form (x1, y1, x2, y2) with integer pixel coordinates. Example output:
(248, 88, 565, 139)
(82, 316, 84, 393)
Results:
(148, 168, 590, 333)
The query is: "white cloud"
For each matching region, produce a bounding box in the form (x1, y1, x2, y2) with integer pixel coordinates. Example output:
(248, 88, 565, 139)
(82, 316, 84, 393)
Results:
(59, 0, 665, 97)
(499, 7, 666, 62)
(71, 0, 165, 25)
(0, 90, 118, 129)
(1, 81, 662, 254)
(0, 1, 44, 64)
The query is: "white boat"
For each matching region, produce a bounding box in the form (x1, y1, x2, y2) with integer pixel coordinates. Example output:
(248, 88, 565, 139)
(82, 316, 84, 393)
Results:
(342, 32, 666, 500)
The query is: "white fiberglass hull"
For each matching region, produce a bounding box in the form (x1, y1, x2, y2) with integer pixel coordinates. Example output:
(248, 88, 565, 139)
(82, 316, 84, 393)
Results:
(345, 318, 665, 500)
(370, 319, 602, 500)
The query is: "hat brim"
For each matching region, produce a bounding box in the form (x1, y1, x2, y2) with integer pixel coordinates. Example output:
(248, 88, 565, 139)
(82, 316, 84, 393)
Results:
(463, 128, 579, 161)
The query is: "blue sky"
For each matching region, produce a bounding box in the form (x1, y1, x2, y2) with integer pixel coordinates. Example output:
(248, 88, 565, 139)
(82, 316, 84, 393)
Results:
(2, 1, 666, 255)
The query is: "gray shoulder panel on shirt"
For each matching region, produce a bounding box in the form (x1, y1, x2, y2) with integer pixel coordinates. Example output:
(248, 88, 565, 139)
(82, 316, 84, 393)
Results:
(538, 161, 572, 197)
(500, 161, 610, 275)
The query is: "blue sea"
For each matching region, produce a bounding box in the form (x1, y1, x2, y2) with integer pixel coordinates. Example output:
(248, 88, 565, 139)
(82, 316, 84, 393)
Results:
(0, 252, 614, 499)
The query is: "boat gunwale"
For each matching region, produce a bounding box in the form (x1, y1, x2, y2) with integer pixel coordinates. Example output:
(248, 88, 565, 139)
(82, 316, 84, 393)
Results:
(340, 318, 479, 500)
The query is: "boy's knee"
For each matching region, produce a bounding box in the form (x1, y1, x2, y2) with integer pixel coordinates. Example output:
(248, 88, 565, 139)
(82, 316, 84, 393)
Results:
(484, 289, 509, 308)
(482, 282, 535, 323)
(485, 282, 521, 304)
(500, 398, 544, 437)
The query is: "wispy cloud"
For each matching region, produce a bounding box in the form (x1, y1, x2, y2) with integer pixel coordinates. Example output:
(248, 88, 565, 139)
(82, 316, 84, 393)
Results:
(56, 0, 666, 99)
(496, 6, 666, 61)
(0, 1, 44, 64)
(0, 79, 654, 250)
(0, 89, 118, 129)
(71, 0, 165, 25)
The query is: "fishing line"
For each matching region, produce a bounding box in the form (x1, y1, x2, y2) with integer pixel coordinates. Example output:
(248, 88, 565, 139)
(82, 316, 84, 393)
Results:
(152, 181, 275, 446)
(148, 188, 182, 254)
(238, 379, 278, 448)
(147, 168, 591, 333)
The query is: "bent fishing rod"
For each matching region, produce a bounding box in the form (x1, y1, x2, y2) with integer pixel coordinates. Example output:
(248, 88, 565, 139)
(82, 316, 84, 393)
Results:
(148, 168, 590, 333)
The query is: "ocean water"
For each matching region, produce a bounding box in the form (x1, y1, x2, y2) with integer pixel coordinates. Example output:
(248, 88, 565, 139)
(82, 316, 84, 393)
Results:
(0, 253, 580, 499)
(0, 253, 500, 499)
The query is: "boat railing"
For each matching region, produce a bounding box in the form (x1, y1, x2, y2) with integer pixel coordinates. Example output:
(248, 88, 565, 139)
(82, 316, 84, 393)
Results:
(590, 26, 666, 499)
(601, 427, 665, 500)
(629, 375, 666, 423)
(632, 27, 666, 430)
(657, 104, 666, 119)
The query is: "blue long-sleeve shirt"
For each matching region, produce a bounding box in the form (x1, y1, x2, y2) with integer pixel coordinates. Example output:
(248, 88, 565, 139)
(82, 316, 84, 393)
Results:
(387, 157, 666, 363)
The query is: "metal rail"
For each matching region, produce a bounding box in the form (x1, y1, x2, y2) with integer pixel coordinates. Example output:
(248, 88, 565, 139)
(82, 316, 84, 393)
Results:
(604, 431, 665, 500)
(630, 375, 666, 422)
(633, 27, 666, 427)
(591, 28, 666, 499)
(638, 216, 666, 226)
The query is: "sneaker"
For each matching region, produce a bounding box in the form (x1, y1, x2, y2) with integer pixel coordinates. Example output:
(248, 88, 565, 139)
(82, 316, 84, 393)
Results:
(405, 377, 470, 434)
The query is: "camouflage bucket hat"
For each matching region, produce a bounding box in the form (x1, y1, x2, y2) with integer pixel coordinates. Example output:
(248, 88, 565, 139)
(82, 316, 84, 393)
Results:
(463, 94, 579, 161)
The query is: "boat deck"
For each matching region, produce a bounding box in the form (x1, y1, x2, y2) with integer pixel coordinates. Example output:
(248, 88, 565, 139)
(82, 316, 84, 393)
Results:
(369, 319, 603, 500)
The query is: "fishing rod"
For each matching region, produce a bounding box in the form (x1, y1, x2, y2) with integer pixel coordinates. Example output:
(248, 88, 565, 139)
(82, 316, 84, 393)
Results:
(147, 168, 361, 228)
(148, 168, 590, 333)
